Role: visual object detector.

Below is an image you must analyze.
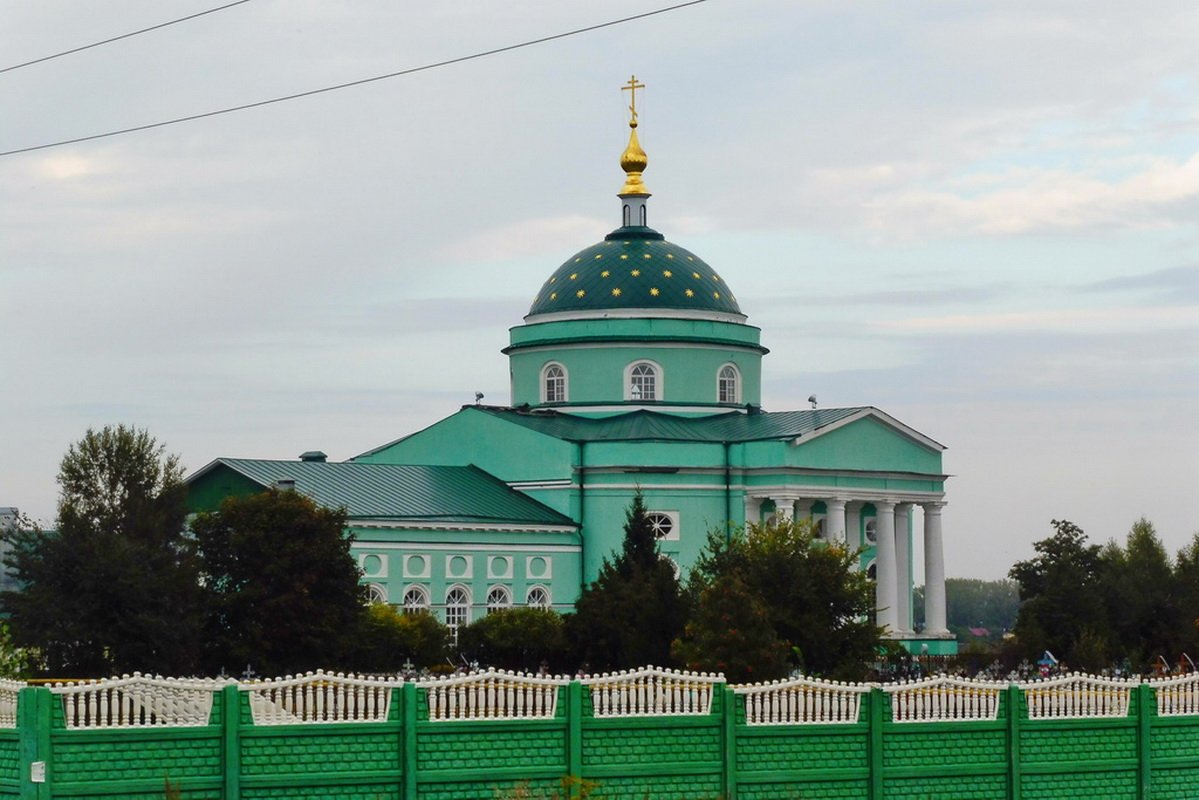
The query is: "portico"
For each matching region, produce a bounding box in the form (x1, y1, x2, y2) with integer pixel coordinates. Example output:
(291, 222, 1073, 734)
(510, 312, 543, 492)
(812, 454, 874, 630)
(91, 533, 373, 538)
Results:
(745, 488, 952, 651)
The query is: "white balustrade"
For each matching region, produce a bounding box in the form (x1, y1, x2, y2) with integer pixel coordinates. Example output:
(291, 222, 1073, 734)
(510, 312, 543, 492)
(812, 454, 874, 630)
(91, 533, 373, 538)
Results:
(884, 675, 1004, 723)
(1018, 673, 1134, 719)
(419, 668, 566, 721)
(51, 673, 225, 729)
(242, 670, 401, 725)
(582, 666, 724, 717)
(734, 675, 869, 725)
(0, 679, 23, 728)
(1150, 673, 1199, 717)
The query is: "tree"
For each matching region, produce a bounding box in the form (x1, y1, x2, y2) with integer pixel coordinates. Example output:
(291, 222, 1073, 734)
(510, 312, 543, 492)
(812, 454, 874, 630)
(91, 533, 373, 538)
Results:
(914, 578, 1020, 643)
(672, 571, 789, 682)
(1009, 519, 1108, 669)
(352, 605, 450, 672)
(458, 608, 568, 673)
(678, 520, 880, 681)
(566, 493, 686, 671)
(191, 489, 366, 676)
(1100, 518, 1181, 670)
(1, 425, 202, 676)
(1174, 532, 1199, 661)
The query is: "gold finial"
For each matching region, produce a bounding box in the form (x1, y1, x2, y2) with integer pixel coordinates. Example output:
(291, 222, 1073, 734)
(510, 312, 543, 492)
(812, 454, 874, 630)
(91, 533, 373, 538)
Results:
(619, 74, 649, 195)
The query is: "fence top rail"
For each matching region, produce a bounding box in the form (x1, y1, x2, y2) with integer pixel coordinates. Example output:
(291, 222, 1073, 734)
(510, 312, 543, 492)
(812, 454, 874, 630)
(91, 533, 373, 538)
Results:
(0, 679, 25, 691)
(882, 673, 1009, 694)
(1016, 671, 1139, 691)
(579, 665, 725, 686)
(416, 667, 569, 689)
(238, 669, 403, 691)
(50, 672, 231, 694)
(1147, 673, 1199, 688)
(732, 674, 873, 694)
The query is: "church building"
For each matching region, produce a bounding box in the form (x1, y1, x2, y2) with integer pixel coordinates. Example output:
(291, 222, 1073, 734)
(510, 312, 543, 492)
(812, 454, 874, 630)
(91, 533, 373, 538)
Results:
(187, 79, 956, 655)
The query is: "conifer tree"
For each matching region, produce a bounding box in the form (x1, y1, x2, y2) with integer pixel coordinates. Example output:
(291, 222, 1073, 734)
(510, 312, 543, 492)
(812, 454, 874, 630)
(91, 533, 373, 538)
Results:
(567, 493, 686, 671)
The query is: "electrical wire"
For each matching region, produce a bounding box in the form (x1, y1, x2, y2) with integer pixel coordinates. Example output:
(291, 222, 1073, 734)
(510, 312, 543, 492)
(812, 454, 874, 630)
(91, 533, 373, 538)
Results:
(0, 0, 708, 158)
(0, 0, 255, 75)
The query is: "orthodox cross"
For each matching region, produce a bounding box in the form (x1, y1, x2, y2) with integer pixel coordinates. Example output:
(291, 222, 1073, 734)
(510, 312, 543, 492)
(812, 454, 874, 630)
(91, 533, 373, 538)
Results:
(622, 75, 646, 123)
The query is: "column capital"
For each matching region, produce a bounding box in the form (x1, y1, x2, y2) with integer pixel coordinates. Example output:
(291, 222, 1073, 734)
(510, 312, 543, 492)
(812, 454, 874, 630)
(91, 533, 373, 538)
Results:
(874, 498, 898, 512)
(922, 500, 946, 514)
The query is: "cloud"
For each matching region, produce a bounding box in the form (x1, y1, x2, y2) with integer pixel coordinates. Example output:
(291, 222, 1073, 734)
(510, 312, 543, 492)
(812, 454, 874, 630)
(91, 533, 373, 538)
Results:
(1082, 264, 1199, 303)
(438, 215, 608, 263)
(875, 305, 1199, 334)
(864, 153, 1199, 236)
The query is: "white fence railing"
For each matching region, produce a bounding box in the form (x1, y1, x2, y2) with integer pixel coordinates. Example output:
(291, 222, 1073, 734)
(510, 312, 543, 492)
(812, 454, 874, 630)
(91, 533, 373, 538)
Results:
(734, 676, 869, 725)
(419, 669, 566, 721)
(884, 675, 1005, 723)
(582, 666, 723, 717)
(0, 679, 23, 728)
(1018, 673, 1134, 719)
(1150, 673, 1199, 717)
(50, 674, 226, 729)
(242, 671, 401, 725)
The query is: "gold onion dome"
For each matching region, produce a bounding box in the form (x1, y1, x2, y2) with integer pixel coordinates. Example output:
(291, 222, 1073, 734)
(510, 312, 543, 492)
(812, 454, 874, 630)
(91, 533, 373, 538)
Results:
(620, 121, 649, 195)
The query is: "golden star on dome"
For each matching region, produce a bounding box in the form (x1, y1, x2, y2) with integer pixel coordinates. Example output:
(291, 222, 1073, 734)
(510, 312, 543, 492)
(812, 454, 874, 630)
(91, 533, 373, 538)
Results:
(643, 253, 652, 260)
(713, 291, 720, 299)
(569, 273, 578, 280)
(712, 275, 721, 282)
(620, 254, 628, 260)
(631, 269, 641, 277)
(601, 270, 611, 278)
(612, 287, 622, 296)
(576, 289, 586, 298)
(666, 253, 674, 259)
(650, 287, 660, 296)
(662, 270, 672, 278)
(594, 254, 603, 260)
(550, 292, 558, 300)
(549, 276, 556, 283)
(685, 289, 695, 297)
(687, 256, 694, 261)
(692, 272, 701, 279)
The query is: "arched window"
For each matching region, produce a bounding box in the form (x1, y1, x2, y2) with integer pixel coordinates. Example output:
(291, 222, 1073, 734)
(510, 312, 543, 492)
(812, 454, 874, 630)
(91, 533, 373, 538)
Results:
(864, 518, 877, 544)
(866, 562, 877, 581)
(813, 518, 826, 539)
(365, 584, 388, 605)
(486, 585, 512, 614)
(445, 586, 471, 640)
(626, 361, 660, 401)
(526, 585, 551, 609)
(402, 585, 430, 615)
(718, 364, 740, 404)
(542, 363, 568, 403)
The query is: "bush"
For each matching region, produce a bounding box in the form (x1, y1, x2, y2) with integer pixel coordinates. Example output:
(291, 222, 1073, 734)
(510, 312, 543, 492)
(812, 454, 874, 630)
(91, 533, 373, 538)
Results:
(352, 605, 451, 672)
(459, 608, 568, 673)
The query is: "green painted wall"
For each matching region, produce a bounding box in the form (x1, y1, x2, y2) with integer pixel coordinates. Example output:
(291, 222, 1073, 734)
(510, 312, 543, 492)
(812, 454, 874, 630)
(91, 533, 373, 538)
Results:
(8, 680, 1198, 799)
(783, 416, 943, 476)
(186, 466, 270, 514)
(355, 409, 575, 488)
(507, 317, 764, 409)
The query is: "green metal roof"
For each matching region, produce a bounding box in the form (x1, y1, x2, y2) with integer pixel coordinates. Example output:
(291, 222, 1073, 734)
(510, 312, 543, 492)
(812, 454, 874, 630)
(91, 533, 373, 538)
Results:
(527, 226, 743, 317)
(187, 460, 576, 527)
(475, 406, 874, 443)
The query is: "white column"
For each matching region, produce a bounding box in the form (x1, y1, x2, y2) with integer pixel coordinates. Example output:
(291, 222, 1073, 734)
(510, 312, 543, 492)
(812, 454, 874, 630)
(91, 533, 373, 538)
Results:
(825, 498, 848, 544)
(894, 503, 912, 635)
(923, 501, 949, 636)
(743, 495, 764, 528)
(795, 500, 812, 530)
(771, 498, 794, 522)
(874, 499, 898, 634)
(846, 502, 862, 551)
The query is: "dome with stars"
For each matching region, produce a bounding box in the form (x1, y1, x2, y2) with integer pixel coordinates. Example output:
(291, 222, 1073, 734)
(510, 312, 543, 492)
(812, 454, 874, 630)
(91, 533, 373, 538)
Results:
(527, 225, 742, 319)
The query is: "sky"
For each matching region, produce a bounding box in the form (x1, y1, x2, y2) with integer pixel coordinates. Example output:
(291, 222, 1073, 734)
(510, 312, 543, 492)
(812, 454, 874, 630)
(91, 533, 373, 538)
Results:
(2, 0, 1197, 580)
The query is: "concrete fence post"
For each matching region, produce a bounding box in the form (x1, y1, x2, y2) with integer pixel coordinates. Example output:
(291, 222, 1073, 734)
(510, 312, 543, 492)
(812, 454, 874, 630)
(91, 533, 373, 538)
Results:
(220, 685, 241, 800)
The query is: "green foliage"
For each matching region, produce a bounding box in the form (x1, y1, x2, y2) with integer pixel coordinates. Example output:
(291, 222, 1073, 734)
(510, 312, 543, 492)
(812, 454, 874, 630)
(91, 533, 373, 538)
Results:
(458, 607, 568, 673)
(1010, 517, 1199, 672)
(566, 492, 686, 671)
(192, 489, 365, 676)
(672, 571, 788, 682)
(676, 519, 881, 681)
(353, 604, 450, 671)
(1, 425, 203, 676)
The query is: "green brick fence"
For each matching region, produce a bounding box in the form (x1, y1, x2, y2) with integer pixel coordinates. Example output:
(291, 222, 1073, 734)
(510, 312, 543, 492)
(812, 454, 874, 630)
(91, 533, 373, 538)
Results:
(0, 667, 1196, 799)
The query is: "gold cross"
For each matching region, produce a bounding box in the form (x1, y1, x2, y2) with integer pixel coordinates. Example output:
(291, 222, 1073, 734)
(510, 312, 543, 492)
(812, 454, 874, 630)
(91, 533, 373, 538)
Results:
(622, 75, 646, 123)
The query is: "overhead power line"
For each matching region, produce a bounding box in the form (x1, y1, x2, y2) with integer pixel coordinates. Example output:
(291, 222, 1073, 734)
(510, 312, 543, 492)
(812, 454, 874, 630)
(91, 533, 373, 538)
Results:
(0, 0, 709, 158)
(0, 0, 255, 75)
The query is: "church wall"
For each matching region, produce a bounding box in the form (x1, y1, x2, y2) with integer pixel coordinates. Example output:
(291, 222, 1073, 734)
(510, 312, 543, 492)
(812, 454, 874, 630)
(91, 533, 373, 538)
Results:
(737, 418, 943, 478)
(354, 408, 574, 484)
(349, 526, 582, 623)
(509, 342, 762, 408)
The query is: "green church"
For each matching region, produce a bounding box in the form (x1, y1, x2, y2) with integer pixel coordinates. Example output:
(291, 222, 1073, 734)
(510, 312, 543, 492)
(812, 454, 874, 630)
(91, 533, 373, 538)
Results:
(187, 80, 956, 656)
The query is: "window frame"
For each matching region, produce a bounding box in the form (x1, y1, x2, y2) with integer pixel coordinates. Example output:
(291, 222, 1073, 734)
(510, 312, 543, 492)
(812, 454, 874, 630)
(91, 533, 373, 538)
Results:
(646, 510, 680, 541)
(540, 361, 569, 404)
(624, 360, 663, 402)
(526, 585, 551, 609)
(486, 585, 512, 614)
(717, 363, 741, 404)
(402, 584, 430, 615)
(444, 585, 472, 640)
